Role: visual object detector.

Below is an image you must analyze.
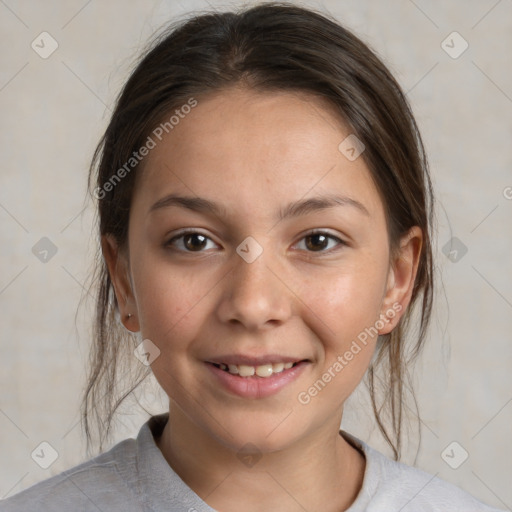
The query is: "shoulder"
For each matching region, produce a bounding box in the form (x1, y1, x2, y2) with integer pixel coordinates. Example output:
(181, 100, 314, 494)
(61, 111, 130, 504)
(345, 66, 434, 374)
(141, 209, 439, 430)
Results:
(366, 453, 503, 512)
(0, 437, 144, 512)
(341, 431, 506, 512)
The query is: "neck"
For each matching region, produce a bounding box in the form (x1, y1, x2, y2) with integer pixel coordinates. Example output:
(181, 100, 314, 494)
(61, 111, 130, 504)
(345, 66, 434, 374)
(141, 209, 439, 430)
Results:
(155, 405, 365, 512)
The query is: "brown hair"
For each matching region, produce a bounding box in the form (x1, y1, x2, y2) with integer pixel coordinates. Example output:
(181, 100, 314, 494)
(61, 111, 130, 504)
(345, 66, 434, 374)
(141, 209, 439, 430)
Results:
(83, 2, 434, 460)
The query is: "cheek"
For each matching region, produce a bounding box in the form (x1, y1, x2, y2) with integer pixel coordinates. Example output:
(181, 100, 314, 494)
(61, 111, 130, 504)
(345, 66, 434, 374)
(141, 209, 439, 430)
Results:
(131, 256, 209, 350)
(294, 267, 386, 408)
(303, 260, 387, 344)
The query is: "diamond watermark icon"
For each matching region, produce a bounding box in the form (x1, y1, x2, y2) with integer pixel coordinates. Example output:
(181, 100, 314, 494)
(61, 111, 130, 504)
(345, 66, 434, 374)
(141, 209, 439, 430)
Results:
(236, 236, 263, 263)
(134, 338, 161, 366)
(441, 441, 469, 469)
(442, 237, 468, 263)
(32, 237, 58, 263)
(31, 32, 59, 59)
(237, 443, 262, 468)
(31, 441, 59, 469)
(338, 134, 365, 161)
(441, 31, 468, 59)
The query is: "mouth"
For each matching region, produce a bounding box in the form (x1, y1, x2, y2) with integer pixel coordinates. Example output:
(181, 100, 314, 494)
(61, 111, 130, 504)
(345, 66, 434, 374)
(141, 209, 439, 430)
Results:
(208, 361, 302, 378)
(205, 356, 310, 399)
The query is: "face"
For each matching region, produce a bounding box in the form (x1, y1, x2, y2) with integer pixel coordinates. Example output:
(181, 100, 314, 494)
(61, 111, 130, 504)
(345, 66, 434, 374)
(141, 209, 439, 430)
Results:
(105, 87, 420, 453)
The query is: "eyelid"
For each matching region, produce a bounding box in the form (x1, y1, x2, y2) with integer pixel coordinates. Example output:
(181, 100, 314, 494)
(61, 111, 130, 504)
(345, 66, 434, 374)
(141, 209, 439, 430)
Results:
(168, 227, 212, 239)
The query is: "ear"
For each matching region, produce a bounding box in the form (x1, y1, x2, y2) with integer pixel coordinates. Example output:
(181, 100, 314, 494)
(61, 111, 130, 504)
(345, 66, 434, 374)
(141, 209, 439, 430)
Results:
(101, 234, 140, 332)
(378, 226, 423, 335)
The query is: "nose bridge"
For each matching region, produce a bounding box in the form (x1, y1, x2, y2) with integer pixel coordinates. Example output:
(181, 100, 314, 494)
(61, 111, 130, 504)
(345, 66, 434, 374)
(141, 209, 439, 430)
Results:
(216, 238, 292, 329)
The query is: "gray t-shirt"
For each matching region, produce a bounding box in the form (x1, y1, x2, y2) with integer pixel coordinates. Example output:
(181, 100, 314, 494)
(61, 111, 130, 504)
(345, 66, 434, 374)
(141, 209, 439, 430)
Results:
(0, 413, 505, 511)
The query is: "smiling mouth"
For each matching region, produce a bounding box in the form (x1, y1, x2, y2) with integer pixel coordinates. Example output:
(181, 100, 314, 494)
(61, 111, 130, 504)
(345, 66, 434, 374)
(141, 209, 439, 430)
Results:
(209, 361, 304, 378)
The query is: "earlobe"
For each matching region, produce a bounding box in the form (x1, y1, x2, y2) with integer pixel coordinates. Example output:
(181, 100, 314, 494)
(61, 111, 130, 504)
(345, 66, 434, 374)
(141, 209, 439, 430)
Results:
(101, 234, 140, 332)
(379, 226, 423, 335)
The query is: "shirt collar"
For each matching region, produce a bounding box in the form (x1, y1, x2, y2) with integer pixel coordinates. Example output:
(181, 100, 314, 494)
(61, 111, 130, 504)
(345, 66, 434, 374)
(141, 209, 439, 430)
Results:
(136, 412, 377, 511)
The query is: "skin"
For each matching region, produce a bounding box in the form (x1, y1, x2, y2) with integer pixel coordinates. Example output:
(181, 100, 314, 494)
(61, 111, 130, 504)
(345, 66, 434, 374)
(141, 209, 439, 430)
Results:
(103, 86, 422, 511)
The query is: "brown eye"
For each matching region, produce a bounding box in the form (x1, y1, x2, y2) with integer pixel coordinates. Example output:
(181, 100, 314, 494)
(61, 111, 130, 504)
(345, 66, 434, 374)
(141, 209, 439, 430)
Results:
(295, 231, 345, 253)
(305, 233, 329, 251)
(166, 231, 216, 252)
(183, 233, 208, 251)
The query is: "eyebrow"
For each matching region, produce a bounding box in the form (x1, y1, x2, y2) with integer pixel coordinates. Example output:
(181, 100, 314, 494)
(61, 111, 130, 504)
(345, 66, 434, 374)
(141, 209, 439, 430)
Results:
(149, 193, 370, 220)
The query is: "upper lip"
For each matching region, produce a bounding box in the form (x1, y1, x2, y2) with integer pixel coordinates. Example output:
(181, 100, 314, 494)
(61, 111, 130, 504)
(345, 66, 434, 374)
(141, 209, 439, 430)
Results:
(206, 355, 309, 366)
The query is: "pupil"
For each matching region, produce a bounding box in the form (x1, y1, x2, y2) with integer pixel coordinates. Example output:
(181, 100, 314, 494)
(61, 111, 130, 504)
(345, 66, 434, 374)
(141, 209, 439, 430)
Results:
(306, 234, 328, 251)
(185, 233, 207, 251)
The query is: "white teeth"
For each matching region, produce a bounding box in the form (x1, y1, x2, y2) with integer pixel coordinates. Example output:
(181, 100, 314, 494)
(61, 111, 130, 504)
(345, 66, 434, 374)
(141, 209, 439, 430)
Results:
(255, 364, 273, 378)
(238, 365, 255, 377)
(215, 361, 298, 377)
(272, 363, 285, 373)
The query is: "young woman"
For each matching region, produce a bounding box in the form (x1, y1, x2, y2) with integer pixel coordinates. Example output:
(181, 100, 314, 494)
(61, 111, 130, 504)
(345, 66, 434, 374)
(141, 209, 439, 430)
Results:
(1, 3, 505, 511)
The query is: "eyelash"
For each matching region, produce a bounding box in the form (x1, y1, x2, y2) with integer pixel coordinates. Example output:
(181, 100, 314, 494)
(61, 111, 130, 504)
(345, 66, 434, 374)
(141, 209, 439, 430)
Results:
(164, 229, 346, 254)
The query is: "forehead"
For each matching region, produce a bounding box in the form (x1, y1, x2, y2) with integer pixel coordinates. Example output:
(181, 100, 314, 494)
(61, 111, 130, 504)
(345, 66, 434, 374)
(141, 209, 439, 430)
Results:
(133, 87, 384, 221)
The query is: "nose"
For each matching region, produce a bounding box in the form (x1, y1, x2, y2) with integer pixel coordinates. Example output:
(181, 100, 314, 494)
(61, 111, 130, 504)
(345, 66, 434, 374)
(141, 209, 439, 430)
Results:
(216, 245, 293, 331)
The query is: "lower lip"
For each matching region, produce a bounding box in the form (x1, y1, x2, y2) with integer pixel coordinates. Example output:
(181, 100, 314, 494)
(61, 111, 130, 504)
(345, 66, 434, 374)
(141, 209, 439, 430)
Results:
(206, 362, 309, 399)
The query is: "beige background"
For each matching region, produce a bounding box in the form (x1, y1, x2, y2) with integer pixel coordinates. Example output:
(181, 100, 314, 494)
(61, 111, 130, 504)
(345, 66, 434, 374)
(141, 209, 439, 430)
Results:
(0, 0, 511, 509)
